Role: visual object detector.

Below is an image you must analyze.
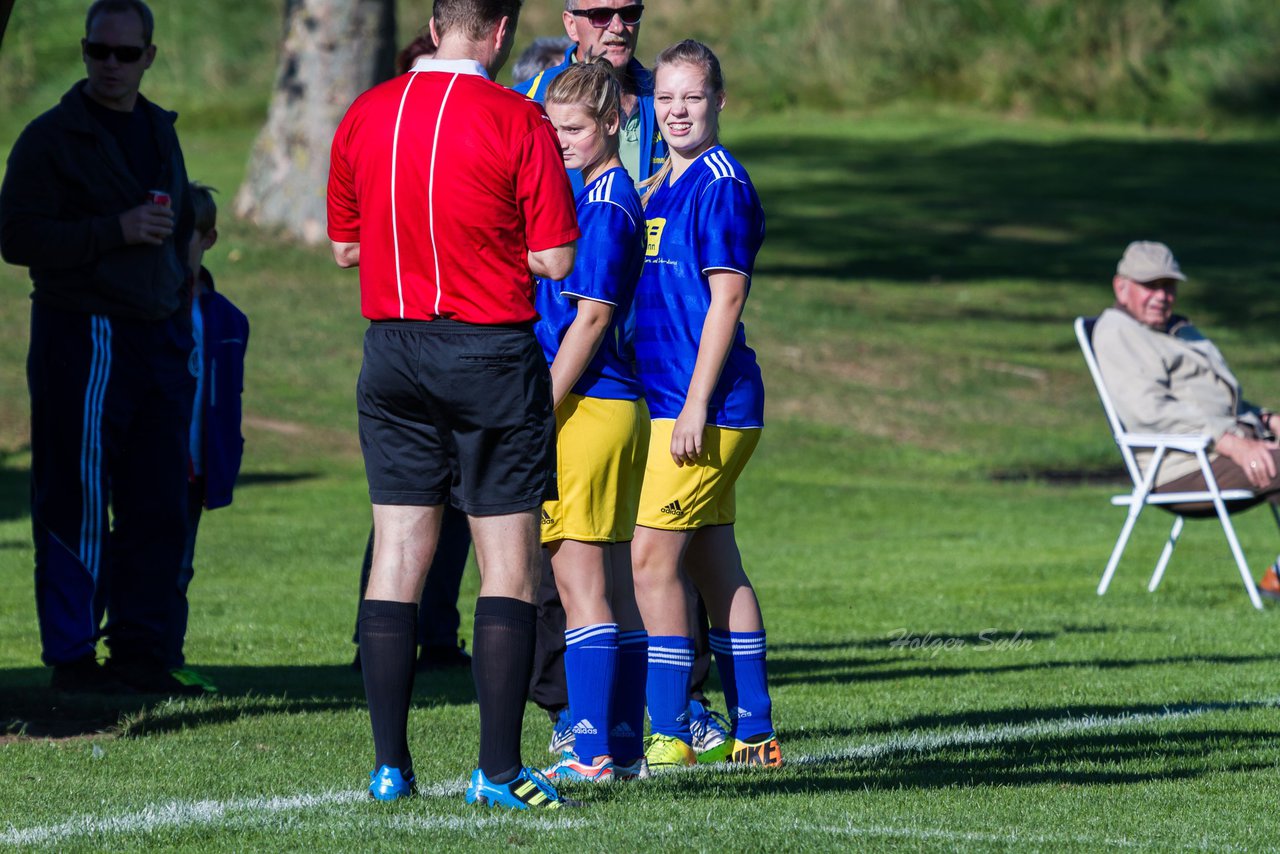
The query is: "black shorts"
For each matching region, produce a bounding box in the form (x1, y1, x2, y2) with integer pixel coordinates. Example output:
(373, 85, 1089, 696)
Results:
(357, 319, 556, 515)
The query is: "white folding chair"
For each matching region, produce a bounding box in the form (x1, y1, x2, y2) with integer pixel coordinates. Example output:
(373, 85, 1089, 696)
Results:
(1075, 316, 1280, 609)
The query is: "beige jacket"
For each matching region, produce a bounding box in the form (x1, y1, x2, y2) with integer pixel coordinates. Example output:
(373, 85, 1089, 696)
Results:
(1093, 306, 1263, 485)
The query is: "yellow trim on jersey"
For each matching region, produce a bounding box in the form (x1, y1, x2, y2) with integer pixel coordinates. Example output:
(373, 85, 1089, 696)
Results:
(636, 421, 760, 531)
(541, 395, 650, 544)
(526, 69, 548, 99)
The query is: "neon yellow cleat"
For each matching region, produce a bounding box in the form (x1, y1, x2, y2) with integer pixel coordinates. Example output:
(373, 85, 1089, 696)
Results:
(643, 733, 696, 770)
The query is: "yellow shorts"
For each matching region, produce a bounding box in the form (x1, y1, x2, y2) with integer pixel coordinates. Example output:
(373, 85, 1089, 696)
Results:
(541, 394, 650, 544)
(635, 420, 761, 531)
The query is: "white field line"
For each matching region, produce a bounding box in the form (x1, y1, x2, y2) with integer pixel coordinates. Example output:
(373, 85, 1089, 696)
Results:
(1, 791, 361, 847)
(794, 820, 1239, 852)
(0, 783, 474, 848)
(3, 697, 1274, 848)
(387, 814, 587, 832)
(786, 696, 1280, 767)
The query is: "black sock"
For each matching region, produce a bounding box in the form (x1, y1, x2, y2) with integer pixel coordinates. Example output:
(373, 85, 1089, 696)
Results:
(473, 596, 536, 784)
(358, 599, 417, 774)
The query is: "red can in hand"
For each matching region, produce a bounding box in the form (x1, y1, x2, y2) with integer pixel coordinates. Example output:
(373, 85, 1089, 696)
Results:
(148, 189, 171, 208)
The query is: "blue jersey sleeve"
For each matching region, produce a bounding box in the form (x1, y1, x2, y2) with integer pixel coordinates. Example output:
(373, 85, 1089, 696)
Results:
(560, 200, 642, 306)
(695, 176, 764, 279)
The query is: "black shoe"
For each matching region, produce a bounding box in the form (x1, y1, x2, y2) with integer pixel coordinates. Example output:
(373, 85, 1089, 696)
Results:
(51, 654, 130, 694)
(417, 639, 471, 671)
(104, 657, 205, 697)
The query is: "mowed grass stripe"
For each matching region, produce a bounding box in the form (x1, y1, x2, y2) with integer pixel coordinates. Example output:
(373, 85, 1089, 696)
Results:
(5, 697, 1269, 847)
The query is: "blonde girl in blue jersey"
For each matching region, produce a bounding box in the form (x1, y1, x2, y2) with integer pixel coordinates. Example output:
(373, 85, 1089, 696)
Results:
(631, 40, 780, 770)
(534, 60, 652, 784)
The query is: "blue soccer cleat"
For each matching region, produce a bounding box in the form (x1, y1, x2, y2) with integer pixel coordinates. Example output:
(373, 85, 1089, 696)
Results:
(548, 707, 576, 755)
(465, 767, 579, 809)
(368, 765, 416, 801)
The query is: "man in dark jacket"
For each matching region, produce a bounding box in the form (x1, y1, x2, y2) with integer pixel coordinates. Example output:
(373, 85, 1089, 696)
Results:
(0, 0, 199, 695)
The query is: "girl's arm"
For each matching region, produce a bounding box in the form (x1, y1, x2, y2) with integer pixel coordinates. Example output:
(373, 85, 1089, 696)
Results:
(549, 298, 615, 410)
(671, 270, 748, 465)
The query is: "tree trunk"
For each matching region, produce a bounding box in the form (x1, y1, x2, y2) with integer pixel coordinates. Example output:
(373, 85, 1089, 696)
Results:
(0, 0, 16, 51)
(234, 0, 395, 244)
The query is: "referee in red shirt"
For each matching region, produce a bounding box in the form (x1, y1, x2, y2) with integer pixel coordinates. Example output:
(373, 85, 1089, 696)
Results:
(327, 0, 580, 808)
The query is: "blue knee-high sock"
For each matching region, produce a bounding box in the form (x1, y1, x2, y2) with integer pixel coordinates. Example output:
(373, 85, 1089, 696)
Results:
(610, 630, 647, 763)
(564, 623, 617, 762)
(710, 628, 773, 740)
(646, 635, 694, 740)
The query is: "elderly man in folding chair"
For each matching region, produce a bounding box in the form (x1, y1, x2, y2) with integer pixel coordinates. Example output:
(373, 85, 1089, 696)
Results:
(1093, 240, 1280, 598)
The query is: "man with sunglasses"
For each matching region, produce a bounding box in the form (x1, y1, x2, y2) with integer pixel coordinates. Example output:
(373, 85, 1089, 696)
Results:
(515, 1, 666, 192)
(0, 0, 199, 696)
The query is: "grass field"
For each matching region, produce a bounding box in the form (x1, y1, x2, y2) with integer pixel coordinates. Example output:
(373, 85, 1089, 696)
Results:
(4, 62, 1280, 854)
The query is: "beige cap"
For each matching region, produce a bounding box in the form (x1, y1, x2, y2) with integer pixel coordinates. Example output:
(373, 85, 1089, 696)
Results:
(1116, 240, 1186, 282)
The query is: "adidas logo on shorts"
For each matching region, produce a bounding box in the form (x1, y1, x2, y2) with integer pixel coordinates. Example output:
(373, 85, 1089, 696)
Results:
(572, 718, 598, 735)
(540, 509, 553, 525)
(660, 499, 685, 517)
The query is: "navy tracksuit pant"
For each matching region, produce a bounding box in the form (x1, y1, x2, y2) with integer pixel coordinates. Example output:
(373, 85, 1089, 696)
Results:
(29, 303, 195, 666)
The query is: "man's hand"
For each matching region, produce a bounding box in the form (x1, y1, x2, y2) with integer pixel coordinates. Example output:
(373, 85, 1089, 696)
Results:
(1217, 432, 1279, 489)
(119, 202, 175, 246)
(331, 241, 360, 268)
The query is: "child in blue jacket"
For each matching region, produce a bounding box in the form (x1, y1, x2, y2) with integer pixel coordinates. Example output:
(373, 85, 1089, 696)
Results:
(171, 183, 249, 692)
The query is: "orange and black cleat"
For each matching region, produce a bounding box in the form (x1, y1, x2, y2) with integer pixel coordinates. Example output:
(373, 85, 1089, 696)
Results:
(728, 732, 783, 768)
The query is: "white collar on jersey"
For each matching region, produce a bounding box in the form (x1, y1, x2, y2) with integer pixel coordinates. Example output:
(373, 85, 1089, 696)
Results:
(409, 57, 490, 79)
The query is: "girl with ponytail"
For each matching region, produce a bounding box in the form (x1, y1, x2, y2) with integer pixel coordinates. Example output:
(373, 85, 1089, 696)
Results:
(534, 58, 652, 784)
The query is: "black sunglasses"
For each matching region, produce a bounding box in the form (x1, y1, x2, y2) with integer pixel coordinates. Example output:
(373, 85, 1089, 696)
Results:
(82, 40, 147, 63)
(570, 4, 643, 28)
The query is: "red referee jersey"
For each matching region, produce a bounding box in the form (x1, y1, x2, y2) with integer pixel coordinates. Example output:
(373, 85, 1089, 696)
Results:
(327, 58, 579, 324)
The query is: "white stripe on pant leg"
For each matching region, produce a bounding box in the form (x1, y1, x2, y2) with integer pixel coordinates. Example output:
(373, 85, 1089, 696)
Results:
(88, 318, 112, 576)
(78, 316, 111, 580)
(77, 317, 101, 570)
